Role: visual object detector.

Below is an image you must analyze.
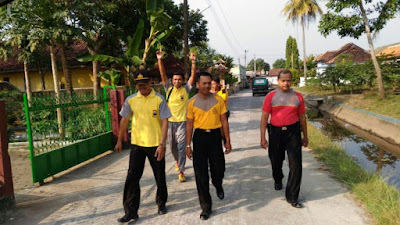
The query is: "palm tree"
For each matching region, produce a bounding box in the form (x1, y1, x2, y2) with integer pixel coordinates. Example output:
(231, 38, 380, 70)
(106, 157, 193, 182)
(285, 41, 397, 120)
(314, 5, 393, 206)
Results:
(282, 0, 322, 80)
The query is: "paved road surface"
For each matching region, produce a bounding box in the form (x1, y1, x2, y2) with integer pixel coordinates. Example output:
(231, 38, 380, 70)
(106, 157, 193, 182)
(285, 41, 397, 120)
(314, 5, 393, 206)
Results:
(4, 89, 370, 225)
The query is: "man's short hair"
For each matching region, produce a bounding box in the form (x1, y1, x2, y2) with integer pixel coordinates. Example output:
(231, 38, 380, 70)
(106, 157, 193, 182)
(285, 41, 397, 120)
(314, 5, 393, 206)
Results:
(277, 70, 292, 80)
(196, 71, 212, 82)
(171, 73, 185, 79)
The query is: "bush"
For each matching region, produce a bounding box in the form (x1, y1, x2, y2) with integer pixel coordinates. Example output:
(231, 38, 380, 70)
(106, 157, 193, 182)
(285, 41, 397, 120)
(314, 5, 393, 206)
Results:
(65, 107, 107, 140)
(290, 69, 300, 86)
(0, 90, 24, 126)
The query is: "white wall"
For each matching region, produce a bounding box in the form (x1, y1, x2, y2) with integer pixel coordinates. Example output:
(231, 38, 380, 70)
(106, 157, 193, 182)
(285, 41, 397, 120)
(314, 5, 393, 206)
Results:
(267, 76, 278, 85)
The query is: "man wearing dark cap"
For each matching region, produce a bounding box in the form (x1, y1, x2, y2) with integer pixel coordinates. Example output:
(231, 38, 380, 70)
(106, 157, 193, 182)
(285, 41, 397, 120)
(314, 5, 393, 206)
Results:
(114, 70, 172, 223)
(260, 69, 308, 208)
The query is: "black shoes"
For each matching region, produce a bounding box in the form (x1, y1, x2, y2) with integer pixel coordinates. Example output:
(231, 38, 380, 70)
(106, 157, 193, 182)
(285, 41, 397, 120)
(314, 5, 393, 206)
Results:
(274, 182, 283, 190)
(117, 214, 138, 223)
(287, 199, 303, 208)
(158, 205, 167, 215)
(200, 210, 211, 220)
(216, 188, 224, 200)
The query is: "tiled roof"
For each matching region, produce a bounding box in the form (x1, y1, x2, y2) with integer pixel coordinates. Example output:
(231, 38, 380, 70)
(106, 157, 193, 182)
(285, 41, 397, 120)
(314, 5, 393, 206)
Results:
(314, 43, 371, 64)
(378, 44, 400, 58)
(268, 68, 285, 76)
(0, 41, 90, 74)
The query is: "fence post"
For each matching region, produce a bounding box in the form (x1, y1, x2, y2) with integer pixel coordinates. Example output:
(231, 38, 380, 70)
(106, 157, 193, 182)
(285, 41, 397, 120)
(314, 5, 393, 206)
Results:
(110, 89, 129, 145)
(23, 94, 37, 184)
(0, 101, 15, 210)
(103, 85, 116, 132)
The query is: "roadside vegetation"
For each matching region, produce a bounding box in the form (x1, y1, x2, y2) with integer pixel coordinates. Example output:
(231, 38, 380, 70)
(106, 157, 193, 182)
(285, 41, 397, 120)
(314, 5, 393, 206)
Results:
(308, 123, 400, 225)
(298, 86, 400, 120)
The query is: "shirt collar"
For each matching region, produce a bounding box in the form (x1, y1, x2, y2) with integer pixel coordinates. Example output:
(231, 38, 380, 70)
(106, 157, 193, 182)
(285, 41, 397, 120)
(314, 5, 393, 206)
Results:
(277, 88, 293, 94)
(137, 89, 155, 98)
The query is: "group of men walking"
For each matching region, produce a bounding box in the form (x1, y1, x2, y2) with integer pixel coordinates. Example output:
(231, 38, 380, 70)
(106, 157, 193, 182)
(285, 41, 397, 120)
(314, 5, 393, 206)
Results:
(113, 51, 308, 223)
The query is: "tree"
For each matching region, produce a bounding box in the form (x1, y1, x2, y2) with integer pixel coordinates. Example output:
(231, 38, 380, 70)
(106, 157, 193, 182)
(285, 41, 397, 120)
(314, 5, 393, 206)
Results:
(285, 36, 299, 69)
(319, 0, 400, 99)
(246, 58, 270, 72)
(189, 42, 216, 70)
(283, 0, 323, 79)
(78, 0, 175, 86)
(273, 58, 286, 69)
(163, 2, 208, 53)
(321, 54, 353, 93)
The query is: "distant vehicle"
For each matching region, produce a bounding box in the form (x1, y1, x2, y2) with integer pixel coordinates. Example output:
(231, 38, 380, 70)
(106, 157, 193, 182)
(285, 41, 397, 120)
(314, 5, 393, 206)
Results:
(252, 77, 269, 96)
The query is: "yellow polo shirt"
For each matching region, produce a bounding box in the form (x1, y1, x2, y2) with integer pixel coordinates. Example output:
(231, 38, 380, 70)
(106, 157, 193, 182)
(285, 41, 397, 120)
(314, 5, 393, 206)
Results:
(120, 89, 171, 147)
(164, 81, 191, 122)
(216, 89, 228, 107)
(186, 94, 227, 129)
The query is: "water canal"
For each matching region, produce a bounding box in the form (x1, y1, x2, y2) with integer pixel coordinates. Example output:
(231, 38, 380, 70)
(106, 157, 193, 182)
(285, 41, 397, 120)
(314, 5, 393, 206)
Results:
(307, 108, 400, 190)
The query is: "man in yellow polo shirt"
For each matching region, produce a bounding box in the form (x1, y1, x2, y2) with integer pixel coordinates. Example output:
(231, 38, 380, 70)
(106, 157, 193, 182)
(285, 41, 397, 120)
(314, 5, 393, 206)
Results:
(157, 51, 196, 182)
(186, 72, 232, 220)
(114, 70, 171, 223)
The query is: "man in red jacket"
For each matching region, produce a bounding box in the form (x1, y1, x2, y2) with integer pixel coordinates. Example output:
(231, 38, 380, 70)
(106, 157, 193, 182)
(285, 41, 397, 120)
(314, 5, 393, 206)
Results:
(260, 69, 308, 208)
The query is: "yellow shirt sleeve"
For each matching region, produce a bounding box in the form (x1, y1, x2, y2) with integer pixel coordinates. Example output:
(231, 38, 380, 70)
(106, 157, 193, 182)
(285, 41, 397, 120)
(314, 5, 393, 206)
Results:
(218, 96, 227, 115)
(186, 99, 194, 119)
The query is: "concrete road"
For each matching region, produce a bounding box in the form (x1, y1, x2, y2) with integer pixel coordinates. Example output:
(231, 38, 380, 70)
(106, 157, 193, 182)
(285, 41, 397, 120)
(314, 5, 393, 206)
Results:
(4, 89, 370, 225)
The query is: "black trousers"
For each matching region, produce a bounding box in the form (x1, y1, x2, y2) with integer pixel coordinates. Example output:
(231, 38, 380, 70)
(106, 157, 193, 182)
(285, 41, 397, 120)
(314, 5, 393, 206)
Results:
(268, 122, 302, 202)
(193, 129, 225, 212)
(122, 145, 168, 216)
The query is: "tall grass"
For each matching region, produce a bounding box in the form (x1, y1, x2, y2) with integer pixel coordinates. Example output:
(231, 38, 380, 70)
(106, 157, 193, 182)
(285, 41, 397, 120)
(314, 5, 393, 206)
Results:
(308, 123, 400, 225)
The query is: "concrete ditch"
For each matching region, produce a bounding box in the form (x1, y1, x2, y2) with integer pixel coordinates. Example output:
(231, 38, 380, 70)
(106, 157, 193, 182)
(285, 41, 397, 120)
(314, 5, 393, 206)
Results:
(308, 99, 400, 151)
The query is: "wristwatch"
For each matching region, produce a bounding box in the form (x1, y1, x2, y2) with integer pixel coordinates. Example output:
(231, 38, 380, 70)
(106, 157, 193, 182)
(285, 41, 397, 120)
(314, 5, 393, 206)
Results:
(186, 145, 191, 148)
(159, 143, 165, 146)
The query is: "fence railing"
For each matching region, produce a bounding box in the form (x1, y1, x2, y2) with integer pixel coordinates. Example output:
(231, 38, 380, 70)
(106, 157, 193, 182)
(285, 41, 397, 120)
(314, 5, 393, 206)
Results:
(23, 86, 115, 184)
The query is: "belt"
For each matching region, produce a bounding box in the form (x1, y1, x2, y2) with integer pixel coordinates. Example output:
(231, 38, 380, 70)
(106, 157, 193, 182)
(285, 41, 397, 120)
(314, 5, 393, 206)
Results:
(269, 122, 300, 131)
(195, 128, 220, 133)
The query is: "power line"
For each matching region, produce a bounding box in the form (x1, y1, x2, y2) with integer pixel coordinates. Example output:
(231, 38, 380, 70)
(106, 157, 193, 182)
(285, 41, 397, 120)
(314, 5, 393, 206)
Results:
(204, 0, 241, 57)
(214, 0, 244, 52)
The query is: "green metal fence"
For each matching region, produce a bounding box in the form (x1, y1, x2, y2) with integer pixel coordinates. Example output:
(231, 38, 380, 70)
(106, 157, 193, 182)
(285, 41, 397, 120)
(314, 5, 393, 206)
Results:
(23, 86, 115, 184)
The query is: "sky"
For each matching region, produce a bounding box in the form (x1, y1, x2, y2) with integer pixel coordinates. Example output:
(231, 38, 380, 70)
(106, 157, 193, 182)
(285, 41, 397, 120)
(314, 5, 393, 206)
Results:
(172, 0, 400, 67)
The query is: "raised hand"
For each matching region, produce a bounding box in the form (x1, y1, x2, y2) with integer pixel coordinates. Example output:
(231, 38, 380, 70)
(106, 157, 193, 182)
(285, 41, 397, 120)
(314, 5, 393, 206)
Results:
(156, 50, 164, 60)
(190, 52, 196, 62)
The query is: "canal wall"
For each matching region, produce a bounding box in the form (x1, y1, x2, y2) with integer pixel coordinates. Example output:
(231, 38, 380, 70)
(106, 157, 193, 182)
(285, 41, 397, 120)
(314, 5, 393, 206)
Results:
(316, 101, 400, 147)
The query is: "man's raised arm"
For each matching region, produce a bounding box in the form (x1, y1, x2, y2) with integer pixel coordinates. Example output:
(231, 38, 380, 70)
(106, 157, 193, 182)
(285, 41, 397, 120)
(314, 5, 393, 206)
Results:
(157, 51, 168, 85)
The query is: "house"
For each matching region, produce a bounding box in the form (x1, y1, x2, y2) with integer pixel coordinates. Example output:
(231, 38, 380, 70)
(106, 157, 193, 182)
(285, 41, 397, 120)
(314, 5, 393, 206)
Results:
(0, 42, 109, 92)
(378, 44, 400, 62)
(230, 65, 247, 88)
(314, 43, 371, 75)
(267, 68, 285, 86)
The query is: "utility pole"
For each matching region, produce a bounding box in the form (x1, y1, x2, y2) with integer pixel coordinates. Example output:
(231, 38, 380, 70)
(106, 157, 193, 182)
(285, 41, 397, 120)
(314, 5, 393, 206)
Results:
(253, 54, 256, 76)
(244, 50, 248, 69)
(238, 58, 241, 66)
(183, 0, 189, 78)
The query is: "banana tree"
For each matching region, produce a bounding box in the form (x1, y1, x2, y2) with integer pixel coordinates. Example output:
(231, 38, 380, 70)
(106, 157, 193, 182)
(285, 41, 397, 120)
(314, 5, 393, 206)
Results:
(78, 0, 174, 87)
(98, 68, 122, 86)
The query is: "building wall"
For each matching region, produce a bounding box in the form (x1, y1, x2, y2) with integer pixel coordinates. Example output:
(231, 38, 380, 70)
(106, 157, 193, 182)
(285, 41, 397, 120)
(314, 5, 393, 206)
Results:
(230, 65, 248, 88)
(0, 68, 109, 92)
(267, 76, 278, 86)
(316, 62, 334, 75)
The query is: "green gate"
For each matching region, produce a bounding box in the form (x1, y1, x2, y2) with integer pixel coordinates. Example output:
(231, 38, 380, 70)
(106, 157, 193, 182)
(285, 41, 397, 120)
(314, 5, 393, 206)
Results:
(23, 86, 115, 184)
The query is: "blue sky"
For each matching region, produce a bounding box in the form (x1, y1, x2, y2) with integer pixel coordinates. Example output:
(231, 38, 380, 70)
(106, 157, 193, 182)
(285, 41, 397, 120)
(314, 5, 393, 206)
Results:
(173, 0, 400, 66)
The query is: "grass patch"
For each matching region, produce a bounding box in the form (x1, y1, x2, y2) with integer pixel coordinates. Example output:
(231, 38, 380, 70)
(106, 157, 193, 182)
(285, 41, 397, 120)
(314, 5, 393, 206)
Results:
(296, 86, 336, 96)
(308, 123, 400, 225)
(297, 87, 400, 120)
